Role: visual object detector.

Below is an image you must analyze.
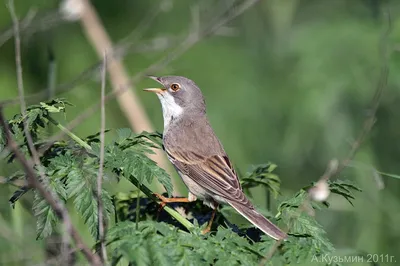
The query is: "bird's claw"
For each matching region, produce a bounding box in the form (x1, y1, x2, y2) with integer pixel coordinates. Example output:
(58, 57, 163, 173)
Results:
(153, 193, 167, 209)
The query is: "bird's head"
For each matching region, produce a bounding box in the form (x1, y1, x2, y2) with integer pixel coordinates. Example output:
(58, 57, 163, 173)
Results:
(144, 75, 206, 115)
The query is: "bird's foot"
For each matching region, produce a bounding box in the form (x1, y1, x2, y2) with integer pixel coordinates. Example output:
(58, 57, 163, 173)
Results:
(153, 193, 191, 209)
(201, 225, 212, 234)
(201, 205, 218, 235)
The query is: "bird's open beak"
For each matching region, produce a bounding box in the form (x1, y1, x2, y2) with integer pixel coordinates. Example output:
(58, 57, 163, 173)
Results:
(143, 88, 166, 94)
(147, 75, 161, 83)
(143, 75, 166, 94)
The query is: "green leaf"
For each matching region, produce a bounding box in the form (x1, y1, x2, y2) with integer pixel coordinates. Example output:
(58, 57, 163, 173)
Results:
(40, 102, 63, 113)
(116, 128, 134, 143)
(33, 191, 58, 240)
(275, 189, 335, 264)
(85, 129, 111, 144)
(114, 129, 163, 153)
(39, 98, 72, 113)
(45, 151, 114, 240)
(328, 179, 361, 206)
(33, 176, 67, 239)
(66, 163, 114, 239)
(377, 171, 400, 179)
(107, 221, 266, 266)
(9, 186, 30, 206)
(105, 146, 173, 196)
(241, 163, 281, 198)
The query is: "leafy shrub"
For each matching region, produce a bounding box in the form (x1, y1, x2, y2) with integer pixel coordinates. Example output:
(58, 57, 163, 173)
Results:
(0, 99, 361, 265)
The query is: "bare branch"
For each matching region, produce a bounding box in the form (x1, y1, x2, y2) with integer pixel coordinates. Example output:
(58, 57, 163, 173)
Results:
(0, 8, 37, 47)
(7, 0, 37, 163)
(97, 51, 107, 263)
(76, 0, 173, 193)
(132, 0, 260, 79)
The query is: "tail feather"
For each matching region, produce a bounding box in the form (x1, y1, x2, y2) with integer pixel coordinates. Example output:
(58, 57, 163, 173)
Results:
(228, 200, 287, 240)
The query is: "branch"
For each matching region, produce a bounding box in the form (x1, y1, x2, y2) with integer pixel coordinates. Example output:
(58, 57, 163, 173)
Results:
(131, 0, 260, 80)
(0, 110, 102, 266)
(0, 8, 37, 47)
(7, 0, 37, 163)
(73, 0, 173, 193)
(97, 52, 107, 263)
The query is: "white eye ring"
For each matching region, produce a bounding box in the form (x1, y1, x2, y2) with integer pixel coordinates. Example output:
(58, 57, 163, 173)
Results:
(170, 83, 181, 92)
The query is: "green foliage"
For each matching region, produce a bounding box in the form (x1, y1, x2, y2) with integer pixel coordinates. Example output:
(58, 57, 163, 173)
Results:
(63, 155, 114, 239)
(33, 191, 59, 240)
(1, 99, 364, 265)
(101, 128, 173, 196)
(6, 99, 71, 149)
(2, 100, 172, 240)
(107, 221, 269, 266)
(328, 179, 362, 206)
(241, 163, 281, 198)
(275, 190, 333, 263)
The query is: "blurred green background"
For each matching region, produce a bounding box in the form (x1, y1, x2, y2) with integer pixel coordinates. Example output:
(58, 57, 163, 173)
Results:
(1, 0, 400, 265)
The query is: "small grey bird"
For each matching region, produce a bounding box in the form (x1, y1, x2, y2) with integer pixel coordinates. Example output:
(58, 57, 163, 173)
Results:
(144, 75, 287, 240)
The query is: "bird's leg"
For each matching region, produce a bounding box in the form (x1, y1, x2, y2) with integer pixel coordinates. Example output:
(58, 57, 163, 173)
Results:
(153, 193, 194, 208)
(201, 204, 218, 234)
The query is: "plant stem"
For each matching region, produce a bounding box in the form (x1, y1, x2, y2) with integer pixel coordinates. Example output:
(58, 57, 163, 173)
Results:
(135, 189, 140, 230)
(46, 115, 91, 150)
(127, 174, 194, 231)
(46, 115, 194, 231)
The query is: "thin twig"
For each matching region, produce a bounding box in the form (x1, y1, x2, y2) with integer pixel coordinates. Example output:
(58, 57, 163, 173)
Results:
(7, 0, 37, 162)
(0, 111, 102, 266)
(132, 0, 260, 80)
(77, 0, 173, 193)
(45, 40, 72, 266)
(0, 8, 37, 47)
(97, 51, 107, 263)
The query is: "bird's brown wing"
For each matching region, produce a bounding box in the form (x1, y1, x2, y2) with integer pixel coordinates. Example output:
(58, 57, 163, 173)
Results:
(166, 148, 288, 240)
(165, 148, 250, 206)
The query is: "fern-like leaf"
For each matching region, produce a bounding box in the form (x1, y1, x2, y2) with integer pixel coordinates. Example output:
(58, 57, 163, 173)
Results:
(105, 145, 173, 196)
(33, 176, 67, 239)
(107, 221, 268, 266)
(241, 163, 281, 198)
(329, 179, 362, 206)
(33, 191, 58, 240)
(66, 164, 113, 239)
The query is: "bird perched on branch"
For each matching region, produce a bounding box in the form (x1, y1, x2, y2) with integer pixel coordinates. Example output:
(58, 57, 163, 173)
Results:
(144, 75, 286, 240)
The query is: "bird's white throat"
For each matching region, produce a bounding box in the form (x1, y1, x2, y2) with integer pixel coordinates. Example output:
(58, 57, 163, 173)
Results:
(157, 92, 183, 131)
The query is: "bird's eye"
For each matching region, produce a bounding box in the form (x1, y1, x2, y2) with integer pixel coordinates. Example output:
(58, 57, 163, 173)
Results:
(170, 83, 181, 92)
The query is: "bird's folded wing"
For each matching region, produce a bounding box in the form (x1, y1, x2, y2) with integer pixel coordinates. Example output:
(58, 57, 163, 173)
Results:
(166, 148, 250, 206)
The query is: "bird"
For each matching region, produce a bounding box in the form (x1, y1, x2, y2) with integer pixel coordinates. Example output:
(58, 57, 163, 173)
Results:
(144, 75, 287, 240)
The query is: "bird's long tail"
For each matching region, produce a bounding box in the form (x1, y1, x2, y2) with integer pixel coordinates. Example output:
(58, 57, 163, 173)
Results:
(227, 200, 287, 240)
